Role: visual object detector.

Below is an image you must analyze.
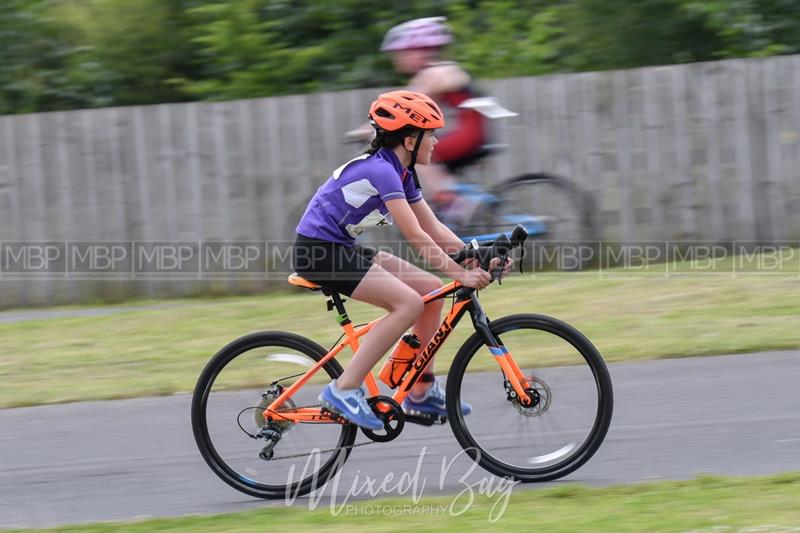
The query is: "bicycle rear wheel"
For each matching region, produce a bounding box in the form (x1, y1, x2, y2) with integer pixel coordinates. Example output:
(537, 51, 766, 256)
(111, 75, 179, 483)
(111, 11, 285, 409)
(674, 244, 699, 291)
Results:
(446, 314, 612, 482)
(191, 332, 357, 499)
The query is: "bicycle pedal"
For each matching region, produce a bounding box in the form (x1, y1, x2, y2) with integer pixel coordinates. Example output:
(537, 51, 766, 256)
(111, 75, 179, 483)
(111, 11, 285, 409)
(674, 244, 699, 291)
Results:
(403, 410, 447, 426)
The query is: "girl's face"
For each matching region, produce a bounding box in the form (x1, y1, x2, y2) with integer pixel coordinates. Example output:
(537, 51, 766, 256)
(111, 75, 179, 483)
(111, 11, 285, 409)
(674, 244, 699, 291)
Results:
(405, 130, 437, 165)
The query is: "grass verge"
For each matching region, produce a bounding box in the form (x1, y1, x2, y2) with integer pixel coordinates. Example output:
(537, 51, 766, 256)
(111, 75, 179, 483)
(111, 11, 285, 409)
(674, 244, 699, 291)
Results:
(7, 472, 800, 532)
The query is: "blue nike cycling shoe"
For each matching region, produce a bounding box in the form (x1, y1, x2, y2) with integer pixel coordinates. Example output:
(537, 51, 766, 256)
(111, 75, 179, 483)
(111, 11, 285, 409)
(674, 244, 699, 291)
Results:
(402, 378, 472, 418)
(319, 380, 384, 430)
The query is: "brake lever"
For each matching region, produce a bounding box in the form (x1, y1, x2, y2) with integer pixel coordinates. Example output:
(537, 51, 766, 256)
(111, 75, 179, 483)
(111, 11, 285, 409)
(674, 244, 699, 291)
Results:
(491, 253, 507, 284)
(485, 234, 511, 284)
(508, 224, 528, 275)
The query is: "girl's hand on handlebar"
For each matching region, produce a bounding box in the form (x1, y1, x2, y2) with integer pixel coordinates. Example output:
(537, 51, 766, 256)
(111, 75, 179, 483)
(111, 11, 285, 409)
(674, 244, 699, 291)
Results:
(461, 257, 479, 269)
(489, 257, 514, 280)
(459, 267, 491, 290)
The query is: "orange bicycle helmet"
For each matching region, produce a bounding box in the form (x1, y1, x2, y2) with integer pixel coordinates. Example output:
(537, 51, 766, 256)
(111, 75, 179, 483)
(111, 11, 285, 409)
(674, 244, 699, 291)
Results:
(369, 90, 445, 132)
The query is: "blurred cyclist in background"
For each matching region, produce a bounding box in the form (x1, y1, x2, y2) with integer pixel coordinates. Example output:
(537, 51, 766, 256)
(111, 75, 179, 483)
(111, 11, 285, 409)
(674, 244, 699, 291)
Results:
(381, 17, 487, 199)
(349, 17, 508, 219)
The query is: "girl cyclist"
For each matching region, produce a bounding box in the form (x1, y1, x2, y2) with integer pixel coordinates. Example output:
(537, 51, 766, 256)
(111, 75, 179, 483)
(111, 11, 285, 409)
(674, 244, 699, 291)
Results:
(293, 90, 510, 429)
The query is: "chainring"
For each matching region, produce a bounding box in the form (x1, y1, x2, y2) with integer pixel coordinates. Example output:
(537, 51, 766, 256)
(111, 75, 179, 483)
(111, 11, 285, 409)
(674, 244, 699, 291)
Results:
(361, 395, 405, 443)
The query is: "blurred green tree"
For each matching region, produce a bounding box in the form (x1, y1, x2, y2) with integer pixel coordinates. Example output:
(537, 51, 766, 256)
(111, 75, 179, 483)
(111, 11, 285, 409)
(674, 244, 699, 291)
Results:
(677, 0, 800, 58)
(0, 0, 79, 113)
(176, 0, 441, 98)
(445, 1, 566, 77)
(2, 0, 799, 113)
(51, 0, 200, 106)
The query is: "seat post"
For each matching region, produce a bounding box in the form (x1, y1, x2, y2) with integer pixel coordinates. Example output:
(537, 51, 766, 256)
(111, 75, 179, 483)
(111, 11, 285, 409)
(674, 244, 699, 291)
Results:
(325, 291, 351, 326)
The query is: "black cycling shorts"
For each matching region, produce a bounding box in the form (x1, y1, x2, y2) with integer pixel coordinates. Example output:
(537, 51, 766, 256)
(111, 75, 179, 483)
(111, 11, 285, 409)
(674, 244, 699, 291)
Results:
(292, 234, 377, 296)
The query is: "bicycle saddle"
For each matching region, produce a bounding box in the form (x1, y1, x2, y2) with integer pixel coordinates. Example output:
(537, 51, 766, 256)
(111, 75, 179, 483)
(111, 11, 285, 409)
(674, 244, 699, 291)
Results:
(287, 273, 322, 291)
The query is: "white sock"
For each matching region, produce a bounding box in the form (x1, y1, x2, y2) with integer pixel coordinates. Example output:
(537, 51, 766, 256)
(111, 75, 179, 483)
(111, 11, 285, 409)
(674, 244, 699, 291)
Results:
(332, 379, 362, 395)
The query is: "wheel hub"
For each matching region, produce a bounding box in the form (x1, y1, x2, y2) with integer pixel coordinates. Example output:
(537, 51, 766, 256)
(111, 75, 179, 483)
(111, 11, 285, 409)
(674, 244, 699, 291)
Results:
(256, 385, 296, 432)
(507, 376, 551, 417)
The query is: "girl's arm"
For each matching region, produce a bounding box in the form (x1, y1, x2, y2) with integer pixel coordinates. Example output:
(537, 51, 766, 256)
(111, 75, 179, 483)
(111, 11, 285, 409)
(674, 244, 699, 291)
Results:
(409, 196, 514, 276)
(386, 198, 466, 279)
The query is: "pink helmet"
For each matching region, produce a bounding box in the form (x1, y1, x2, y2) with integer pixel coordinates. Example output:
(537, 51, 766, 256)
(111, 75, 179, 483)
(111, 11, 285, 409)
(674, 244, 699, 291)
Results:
(380, 17, 453, 51)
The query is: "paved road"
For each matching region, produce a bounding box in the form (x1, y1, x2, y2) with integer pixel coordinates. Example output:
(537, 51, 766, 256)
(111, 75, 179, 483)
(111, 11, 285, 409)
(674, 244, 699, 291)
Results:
(1, 351, 798, 530)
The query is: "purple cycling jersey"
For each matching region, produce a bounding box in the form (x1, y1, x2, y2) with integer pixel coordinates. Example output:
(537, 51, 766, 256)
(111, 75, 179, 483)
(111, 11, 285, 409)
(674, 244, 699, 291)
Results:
(295, 148, 423, 246)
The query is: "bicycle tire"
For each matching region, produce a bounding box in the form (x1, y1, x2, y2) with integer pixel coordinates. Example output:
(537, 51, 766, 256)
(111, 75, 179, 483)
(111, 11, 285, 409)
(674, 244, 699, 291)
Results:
(191, 331, 357, 499)
(489, 172, 599, 239)
(446, 313, 613, 482)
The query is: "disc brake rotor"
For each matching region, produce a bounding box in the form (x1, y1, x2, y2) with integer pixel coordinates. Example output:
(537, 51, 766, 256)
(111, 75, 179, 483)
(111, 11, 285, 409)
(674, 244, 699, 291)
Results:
(513, 376, 552, 417)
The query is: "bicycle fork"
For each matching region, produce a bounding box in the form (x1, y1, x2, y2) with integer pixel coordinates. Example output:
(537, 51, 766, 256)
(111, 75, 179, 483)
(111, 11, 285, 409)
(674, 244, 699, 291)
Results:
(467, 292, 534, 405)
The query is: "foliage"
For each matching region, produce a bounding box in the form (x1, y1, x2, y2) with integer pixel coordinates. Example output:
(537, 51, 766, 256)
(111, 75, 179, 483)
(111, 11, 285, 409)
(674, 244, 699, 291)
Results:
(0, 0, 79, 113)
(445, 1, 567, 77)
(176, 1, 448, 99)
(678, 0, 800, 58)
(51, 0, 201, 106)
(1, 0, 799, 114)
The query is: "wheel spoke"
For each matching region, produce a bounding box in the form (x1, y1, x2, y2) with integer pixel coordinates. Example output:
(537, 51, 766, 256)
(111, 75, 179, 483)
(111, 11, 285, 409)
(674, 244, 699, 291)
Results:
(527, 442, 578, 465)
(264, 353, 315, 367)
(192, 333, 357, 499)
(446, 314, 612, 481)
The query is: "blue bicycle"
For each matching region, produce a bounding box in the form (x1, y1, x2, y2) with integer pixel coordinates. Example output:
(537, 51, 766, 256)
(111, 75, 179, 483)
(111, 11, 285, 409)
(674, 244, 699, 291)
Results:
(429, 171, 599, 246)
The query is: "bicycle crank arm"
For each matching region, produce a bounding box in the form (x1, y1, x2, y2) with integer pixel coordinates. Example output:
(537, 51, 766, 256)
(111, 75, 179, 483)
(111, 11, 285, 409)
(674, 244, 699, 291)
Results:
(404, 412, 447, 426)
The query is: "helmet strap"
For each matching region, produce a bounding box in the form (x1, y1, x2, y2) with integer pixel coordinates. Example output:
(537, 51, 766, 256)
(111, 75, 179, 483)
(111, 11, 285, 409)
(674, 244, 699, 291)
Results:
(407, 131, 425, 191)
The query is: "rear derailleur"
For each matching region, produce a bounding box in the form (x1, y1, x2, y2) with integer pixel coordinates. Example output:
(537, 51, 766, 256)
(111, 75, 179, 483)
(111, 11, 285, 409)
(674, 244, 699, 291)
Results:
(257, 423, 283, 461)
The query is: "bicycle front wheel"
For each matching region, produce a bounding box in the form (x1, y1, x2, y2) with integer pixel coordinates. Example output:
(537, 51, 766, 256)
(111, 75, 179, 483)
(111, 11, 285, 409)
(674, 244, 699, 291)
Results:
(446, 314, 612, 482)
(191, 332, 357, 499)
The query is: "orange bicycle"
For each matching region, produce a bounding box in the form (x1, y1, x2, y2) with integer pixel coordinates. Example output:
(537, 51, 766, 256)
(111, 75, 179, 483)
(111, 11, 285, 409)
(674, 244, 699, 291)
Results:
(191, 226, 613, 499)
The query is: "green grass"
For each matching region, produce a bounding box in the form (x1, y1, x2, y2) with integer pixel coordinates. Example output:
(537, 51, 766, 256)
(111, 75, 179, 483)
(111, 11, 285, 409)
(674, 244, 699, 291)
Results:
(1, 263, 799, 408)
(8, 472, 800, 532)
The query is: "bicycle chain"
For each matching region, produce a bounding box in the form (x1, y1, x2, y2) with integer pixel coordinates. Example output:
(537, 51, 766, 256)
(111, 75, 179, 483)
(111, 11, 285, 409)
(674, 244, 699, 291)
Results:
(269, 439, 378, 461)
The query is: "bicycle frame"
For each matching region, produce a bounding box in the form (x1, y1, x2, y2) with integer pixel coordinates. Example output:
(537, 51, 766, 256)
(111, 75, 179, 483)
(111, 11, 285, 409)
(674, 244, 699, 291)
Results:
(263, 280, 533, 425)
